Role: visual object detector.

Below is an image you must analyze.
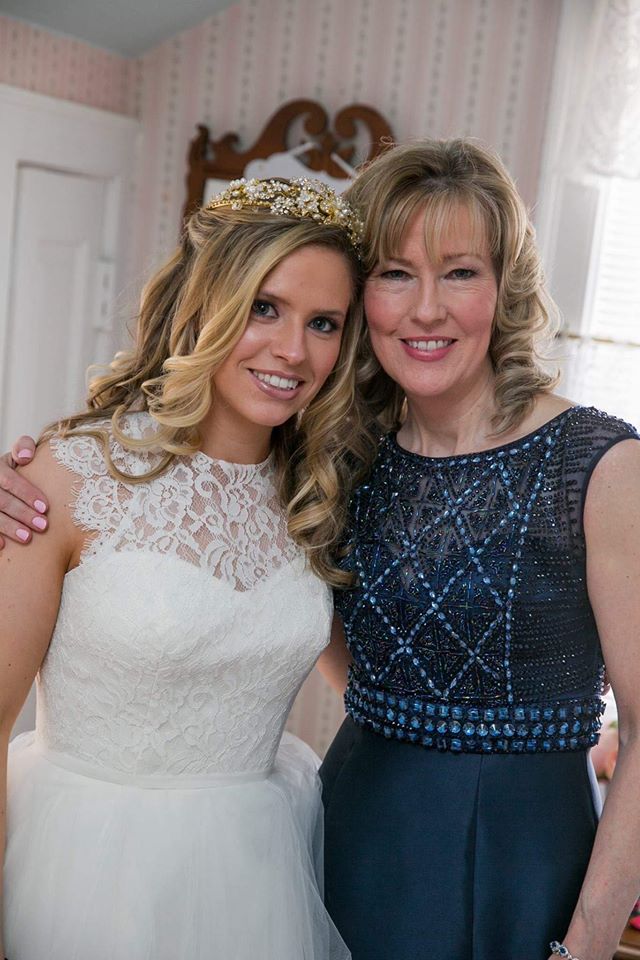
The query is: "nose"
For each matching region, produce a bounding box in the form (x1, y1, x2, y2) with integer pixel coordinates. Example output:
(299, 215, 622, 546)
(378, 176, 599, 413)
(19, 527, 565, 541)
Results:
(413, 275, 446, 325)
(272, 319, 307, 366)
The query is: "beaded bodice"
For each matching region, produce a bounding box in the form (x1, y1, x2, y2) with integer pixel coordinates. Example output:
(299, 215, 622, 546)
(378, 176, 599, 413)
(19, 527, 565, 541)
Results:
(337, 406, 638, 754)
(37, 414, 332, 776)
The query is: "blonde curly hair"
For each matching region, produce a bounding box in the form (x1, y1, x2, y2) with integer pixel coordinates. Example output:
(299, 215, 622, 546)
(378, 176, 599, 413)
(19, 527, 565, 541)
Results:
(346, 138, 559, 435)
(43, 202, 376, 586)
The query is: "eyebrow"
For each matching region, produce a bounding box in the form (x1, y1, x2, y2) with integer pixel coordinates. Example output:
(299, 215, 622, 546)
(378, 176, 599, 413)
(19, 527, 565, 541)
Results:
(384, 252, 483, 265)
(258, 289, 347, 318)
(440, 252, 484, 261)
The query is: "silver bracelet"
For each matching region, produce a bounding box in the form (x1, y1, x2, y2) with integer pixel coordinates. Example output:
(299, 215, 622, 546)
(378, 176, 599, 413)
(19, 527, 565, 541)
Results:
(549, 941, 583, 960)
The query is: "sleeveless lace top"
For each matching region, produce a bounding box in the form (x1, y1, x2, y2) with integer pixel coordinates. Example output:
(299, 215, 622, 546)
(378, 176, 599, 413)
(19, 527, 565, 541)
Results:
(37, 413, 332, 776)
(336, 406, 639, 754)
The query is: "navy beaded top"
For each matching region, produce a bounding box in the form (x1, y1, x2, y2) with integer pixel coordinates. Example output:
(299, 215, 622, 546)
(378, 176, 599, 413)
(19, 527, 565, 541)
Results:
(337, 406, 639, 754)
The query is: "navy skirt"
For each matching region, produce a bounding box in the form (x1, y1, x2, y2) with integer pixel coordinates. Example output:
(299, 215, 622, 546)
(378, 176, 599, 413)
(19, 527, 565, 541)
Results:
(320, 718, 600, 960)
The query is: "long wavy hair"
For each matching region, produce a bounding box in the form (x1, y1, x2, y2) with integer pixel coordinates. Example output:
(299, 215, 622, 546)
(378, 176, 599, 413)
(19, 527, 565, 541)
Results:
(346, 139, 559, 435)
(43, 202, 376, 586)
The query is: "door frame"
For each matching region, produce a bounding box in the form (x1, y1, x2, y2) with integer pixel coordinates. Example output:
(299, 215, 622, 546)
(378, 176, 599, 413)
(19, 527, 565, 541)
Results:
(0, 84, 141, 423)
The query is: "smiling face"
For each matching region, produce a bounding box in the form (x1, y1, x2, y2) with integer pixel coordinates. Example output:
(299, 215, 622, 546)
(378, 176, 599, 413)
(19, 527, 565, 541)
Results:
(364, 203, 499, 410)
(206, 243, 353, 456)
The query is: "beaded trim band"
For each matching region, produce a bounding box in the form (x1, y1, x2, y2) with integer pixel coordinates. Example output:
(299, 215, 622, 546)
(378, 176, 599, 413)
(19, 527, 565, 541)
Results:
(206, 177, 363, 252)
(550, 941, 583, 960)
(345, 675, 605, 754)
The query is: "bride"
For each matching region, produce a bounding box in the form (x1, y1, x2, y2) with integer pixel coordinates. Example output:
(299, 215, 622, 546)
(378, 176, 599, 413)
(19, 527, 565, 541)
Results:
(0, 177, 369, 959)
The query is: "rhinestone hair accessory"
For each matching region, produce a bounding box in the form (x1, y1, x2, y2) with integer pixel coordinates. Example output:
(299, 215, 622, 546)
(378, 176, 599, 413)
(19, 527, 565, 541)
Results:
(206, 177, 363, 252)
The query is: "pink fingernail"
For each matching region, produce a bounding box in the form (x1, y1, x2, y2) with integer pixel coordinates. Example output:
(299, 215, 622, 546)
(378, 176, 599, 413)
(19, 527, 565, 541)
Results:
(32, 516, 47, 531)
(34, 500, 47, 513)
(16, 528, 30, 542)
(18, 449, 33, 459)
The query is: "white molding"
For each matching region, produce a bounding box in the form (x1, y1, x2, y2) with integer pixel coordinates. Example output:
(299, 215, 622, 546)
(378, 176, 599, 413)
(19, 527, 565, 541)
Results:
(0, 83, 138, 131)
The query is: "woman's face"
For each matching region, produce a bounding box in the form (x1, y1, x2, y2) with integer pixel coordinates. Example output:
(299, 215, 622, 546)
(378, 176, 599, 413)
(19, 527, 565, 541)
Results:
(364, 204, 498, 406)
(210, 244, 353, 439)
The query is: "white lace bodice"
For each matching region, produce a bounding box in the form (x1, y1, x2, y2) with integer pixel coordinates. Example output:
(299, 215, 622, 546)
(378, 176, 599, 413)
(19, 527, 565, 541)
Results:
(36, 414, 332, 775)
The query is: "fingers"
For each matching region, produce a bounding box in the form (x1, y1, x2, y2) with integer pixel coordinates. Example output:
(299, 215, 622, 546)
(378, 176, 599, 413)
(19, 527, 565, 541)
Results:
(10, 435, 37, 465)
(0, 488, 48, 544)
(0, 449, 48, 548)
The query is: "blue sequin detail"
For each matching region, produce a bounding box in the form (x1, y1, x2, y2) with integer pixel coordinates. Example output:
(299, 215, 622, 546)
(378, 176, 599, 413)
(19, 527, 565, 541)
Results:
(336, 407, 638, 755)
(345, 676, 604, 753)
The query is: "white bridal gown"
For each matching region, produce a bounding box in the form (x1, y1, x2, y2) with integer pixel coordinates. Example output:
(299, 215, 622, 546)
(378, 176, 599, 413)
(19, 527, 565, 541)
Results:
(4, 413, 349, 960)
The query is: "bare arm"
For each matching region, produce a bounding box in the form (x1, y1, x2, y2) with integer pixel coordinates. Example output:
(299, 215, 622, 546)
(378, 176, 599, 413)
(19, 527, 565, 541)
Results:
(0, 436, 47, 548)
(558, 439, 640, 960)
(0, 444, 77, 954)
(316, 615, 352, 696)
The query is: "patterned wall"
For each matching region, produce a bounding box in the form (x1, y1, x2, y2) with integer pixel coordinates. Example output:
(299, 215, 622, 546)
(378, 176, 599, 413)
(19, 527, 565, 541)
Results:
(0, 0, 563, 755)
(0, 15, 135, 115)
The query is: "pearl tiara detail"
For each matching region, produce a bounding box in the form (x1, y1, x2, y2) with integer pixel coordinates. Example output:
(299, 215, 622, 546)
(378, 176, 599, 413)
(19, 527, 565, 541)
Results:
(206, 177, 363, 252)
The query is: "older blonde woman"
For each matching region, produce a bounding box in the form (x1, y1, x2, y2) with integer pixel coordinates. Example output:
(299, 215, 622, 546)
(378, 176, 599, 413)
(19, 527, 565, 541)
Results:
(316, 141, 640, 960)
(0, 177, 369, 960)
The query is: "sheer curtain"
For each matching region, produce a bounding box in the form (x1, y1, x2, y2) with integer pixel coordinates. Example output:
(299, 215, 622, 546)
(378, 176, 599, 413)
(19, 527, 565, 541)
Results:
(577, 0, 640, 179)
(542, 0, 640, 427)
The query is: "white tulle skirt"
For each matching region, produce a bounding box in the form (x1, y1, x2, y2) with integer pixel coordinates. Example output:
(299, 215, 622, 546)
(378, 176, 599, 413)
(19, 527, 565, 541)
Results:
(4, 732, 350, 960)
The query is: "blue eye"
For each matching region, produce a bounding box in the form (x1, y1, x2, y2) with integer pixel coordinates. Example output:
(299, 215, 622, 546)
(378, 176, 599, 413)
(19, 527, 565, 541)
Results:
(251, 299, 277, 318)
(309, 316, 338, 333)
(447, 268, 476, 280)
(379, 269, 409, 280)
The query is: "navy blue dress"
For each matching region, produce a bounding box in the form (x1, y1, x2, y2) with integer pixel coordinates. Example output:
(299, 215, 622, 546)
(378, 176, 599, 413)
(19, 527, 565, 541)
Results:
(320, 406, 639, 960)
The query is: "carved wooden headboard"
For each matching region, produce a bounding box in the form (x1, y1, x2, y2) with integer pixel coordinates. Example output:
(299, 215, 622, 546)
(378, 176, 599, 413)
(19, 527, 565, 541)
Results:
(183, 99, 394, 221)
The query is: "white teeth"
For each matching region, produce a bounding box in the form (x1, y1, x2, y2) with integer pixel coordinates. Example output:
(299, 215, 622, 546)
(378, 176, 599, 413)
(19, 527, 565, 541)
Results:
(253, 371, 300, 390)
(405, 338, 453, 352)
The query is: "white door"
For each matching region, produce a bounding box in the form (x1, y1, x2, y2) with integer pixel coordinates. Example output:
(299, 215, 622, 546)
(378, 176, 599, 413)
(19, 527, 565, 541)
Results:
(0, 84, 140, 450)
(2, 166, 114, 443)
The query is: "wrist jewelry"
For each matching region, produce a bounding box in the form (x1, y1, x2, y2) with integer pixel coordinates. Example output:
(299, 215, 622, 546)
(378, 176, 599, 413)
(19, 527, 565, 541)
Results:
(550, 941, 583, 960)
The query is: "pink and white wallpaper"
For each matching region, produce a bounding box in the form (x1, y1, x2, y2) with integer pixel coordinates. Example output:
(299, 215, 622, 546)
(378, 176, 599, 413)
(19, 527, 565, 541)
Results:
(0, 15, 135, 116)
(0, 0, 563, 753)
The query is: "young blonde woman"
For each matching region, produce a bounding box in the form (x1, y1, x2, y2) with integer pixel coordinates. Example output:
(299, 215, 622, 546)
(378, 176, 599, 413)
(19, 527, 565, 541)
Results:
(0, 177, 370, 960)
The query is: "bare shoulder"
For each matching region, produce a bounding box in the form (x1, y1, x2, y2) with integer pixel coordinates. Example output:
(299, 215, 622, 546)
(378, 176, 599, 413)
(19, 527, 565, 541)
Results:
(18, 439, 76, 502)
(508, 393, 576, 441)
(584, 436, 640, 531)
(533, 392, 576, 422)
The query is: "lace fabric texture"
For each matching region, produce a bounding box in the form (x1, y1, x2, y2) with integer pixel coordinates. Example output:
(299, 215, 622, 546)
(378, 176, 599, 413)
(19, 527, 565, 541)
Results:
(337, 406, 639, 753)
(40, 413, 333, 775)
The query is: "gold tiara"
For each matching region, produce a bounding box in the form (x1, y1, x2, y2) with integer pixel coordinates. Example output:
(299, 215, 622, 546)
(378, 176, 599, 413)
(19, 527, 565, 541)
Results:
(206, 177, 363, 252)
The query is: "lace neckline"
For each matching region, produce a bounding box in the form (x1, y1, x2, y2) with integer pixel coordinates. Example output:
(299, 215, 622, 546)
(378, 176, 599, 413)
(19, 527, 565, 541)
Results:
(190, 449, 274, 483)
(123, 412, 275, 483)
(388, 405, 585, 465)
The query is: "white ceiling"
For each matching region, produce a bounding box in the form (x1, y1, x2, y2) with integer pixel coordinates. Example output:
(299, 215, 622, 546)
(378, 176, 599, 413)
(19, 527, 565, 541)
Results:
(0, 0, 238, 57)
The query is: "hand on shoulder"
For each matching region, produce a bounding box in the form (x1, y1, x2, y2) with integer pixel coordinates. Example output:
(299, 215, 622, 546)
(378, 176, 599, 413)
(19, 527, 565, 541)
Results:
(0, 434, 47, 548)
(6, 439, 83, 571)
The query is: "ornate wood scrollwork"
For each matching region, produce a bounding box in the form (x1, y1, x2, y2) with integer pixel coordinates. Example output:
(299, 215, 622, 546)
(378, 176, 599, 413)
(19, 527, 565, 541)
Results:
(183, 99, 394, 220)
